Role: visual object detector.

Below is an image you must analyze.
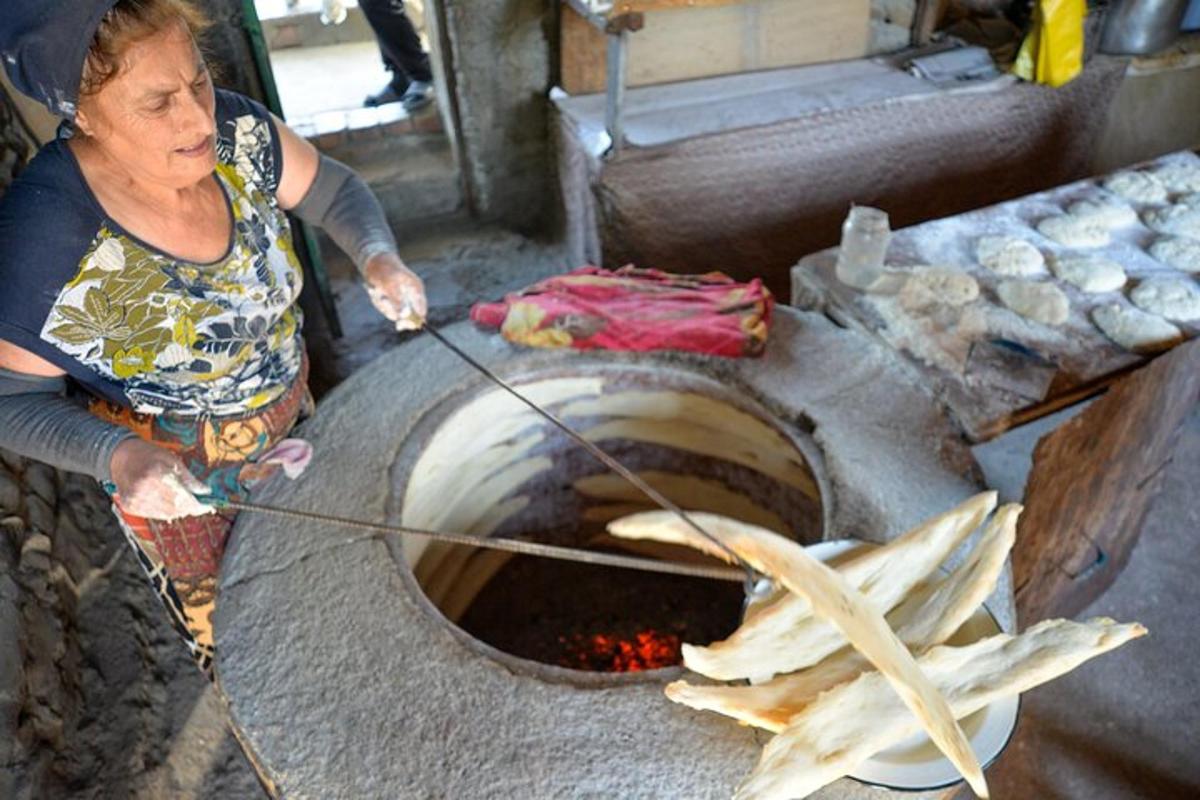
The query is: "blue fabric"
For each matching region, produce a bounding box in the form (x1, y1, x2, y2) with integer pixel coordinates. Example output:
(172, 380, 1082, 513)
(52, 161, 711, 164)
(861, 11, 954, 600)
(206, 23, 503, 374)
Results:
(0, 0, 120, 119)
(1186, 0, 1200, 31)
(0, 89, 284, 409)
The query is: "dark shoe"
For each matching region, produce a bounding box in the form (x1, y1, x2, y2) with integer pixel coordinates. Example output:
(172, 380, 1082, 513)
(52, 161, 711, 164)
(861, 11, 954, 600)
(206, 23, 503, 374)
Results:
(364, 83, 405, 108)
(400, 80, 434, 112)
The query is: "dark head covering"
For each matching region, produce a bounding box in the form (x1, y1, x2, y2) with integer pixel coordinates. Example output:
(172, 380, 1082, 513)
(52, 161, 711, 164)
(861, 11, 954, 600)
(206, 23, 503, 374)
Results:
(0, 1, 120, 119)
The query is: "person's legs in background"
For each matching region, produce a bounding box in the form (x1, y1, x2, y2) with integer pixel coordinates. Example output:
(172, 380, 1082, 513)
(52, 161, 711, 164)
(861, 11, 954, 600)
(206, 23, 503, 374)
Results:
(358, 0, 434, 110)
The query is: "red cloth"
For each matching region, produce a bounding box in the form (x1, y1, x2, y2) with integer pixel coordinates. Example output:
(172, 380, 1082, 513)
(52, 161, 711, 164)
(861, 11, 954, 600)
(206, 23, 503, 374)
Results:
(470, 265, 773, 358)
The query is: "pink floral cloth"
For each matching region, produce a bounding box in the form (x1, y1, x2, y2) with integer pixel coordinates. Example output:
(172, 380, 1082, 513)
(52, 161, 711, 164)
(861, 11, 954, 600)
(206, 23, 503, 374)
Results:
(470, 266, 773, 358)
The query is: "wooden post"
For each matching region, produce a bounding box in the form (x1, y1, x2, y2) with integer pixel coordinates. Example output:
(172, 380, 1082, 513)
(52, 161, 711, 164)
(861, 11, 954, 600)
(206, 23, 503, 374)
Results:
(913, 0, 947, 45)
(1014, 339, 1200, 625)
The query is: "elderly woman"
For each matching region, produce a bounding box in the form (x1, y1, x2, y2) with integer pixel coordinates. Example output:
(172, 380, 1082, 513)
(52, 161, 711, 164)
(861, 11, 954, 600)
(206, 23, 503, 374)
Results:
(0, 0, 426, 674)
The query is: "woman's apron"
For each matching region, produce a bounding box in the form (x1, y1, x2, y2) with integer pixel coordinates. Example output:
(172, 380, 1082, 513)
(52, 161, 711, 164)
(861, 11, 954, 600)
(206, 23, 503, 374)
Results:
(90, 359, 313, 675)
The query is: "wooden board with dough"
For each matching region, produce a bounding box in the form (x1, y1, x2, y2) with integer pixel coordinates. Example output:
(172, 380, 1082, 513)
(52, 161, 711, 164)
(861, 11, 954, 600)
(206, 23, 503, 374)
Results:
(790, 150, 1200, 442)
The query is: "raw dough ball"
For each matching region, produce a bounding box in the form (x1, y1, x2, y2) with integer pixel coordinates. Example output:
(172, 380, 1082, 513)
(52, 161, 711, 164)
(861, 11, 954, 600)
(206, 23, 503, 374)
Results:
(1152, 163, 1200, 194)
(899, 267, 980, 310)
(1067, 199, 1138, 229)
(1048, 254, 1127, 293)
(1142, 203, 1200, 239)
(975, 236, 1044, 276)
(996, 280, 1070, 326)
(1103, 171, 1168, 204)
(1091, 304, 1183, 353)
(1129, 277, 1200, 321)
(1037, 215, 1110, 248)
(1149, 237, 1200, 273)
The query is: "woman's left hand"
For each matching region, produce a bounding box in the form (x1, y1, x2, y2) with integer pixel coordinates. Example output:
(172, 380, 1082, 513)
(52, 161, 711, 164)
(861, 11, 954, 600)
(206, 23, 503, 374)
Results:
(363, 252, 427, 331)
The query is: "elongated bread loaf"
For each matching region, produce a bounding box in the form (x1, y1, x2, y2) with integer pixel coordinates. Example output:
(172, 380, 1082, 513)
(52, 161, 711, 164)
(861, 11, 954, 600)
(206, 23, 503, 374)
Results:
(665, 504, 1021, 732)
(736, 618, 1147, 800)
(610, 492, 995, 681)
(610, 506, 993, 798)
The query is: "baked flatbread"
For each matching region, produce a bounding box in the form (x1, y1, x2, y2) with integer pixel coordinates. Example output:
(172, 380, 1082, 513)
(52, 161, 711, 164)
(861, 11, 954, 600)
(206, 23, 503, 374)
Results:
(621, 492, 996, 682)
(735, 618, 1147, 800)
(665, 504, 1021, 732)
(610, 509, 991, 798)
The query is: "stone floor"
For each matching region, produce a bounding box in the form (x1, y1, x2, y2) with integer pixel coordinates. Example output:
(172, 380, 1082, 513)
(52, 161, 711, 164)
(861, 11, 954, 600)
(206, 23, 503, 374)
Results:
(269, 41, 394, 124)
(0, 461, 265, 800)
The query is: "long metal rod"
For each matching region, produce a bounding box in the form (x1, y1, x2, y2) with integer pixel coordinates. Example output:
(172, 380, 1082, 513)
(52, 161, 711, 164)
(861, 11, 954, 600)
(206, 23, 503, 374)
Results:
(222, 499, 745, 584)
(604, 28, 629, 156)
(419, 325, 761, 587)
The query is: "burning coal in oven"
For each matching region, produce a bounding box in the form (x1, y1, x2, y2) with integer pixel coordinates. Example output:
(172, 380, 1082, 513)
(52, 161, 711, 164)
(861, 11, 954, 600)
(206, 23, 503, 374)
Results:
(557, 629, 683, 672)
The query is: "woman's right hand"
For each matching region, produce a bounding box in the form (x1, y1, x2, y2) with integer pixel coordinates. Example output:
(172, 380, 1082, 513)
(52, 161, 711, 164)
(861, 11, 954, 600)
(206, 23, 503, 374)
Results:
(109, 438, 214, 521)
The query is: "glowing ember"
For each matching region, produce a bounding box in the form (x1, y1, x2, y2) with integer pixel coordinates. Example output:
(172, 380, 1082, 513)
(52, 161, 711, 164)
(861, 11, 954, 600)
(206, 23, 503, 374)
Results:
(557, 629, 682, 672)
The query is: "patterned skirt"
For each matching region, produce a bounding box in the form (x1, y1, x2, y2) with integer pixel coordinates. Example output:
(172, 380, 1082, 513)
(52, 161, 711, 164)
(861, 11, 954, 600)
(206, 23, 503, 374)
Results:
(90, 362, 314, 675)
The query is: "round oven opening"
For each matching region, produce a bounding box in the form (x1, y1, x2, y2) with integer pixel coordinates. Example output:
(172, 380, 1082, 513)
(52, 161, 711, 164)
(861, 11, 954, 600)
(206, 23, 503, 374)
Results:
(391, 365, 825, 679)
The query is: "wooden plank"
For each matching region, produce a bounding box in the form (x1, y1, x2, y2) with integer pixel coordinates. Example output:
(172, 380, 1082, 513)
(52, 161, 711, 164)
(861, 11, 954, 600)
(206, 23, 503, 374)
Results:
(789, 152, 1200, 443)
(1013, 339, 1200, 625)
(559, 0, 869, 95)
(912, 0, 947, 45)
(562, 7, 609, 94)
(756, 1, 872, 72)
(629, 4, 752, 84)
(973, 362, 1143, 442)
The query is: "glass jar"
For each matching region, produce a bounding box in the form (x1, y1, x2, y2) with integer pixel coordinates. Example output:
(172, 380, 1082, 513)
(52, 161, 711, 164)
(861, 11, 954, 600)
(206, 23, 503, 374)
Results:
(835, 205, 891, 291)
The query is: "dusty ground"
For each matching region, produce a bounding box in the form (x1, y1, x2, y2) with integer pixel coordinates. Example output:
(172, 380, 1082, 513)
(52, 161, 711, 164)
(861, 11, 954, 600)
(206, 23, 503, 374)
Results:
(2, 220, 1197, 798)
(0, 458, 264, 799)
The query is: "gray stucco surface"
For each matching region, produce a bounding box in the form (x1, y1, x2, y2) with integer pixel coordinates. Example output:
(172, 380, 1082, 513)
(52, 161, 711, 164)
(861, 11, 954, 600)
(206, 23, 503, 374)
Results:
(439, 0, 556, 234)
(215, 308, 1008, 799)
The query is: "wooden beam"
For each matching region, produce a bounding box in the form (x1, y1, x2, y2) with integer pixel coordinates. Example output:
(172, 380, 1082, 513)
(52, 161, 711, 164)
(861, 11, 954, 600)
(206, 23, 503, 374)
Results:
(1014, 339, 1200, 625)
(912, 0, 947, 45)
(561, 7, 609, 93)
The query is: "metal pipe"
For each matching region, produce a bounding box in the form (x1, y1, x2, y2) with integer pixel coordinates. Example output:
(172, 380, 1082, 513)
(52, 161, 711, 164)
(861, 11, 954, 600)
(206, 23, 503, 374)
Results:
(605, 28, 629, 155)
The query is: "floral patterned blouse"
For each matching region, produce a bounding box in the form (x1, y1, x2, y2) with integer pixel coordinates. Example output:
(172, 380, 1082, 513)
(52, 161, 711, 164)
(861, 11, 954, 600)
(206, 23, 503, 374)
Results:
(0, 89, 304, 417)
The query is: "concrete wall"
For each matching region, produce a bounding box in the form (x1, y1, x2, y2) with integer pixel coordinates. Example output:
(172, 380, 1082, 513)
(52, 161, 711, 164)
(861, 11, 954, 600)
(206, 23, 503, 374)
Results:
(437, 0, 558, 234)
(0, 72, 54, 148)
(1092, 61, 1200, 174)
(871, 0, 918, 53)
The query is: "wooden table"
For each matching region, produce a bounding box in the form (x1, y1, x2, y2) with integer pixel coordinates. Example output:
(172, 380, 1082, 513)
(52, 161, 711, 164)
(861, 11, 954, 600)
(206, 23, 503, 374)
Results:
(791, 150, 1200, 443)
(793, 153, 1200, 628)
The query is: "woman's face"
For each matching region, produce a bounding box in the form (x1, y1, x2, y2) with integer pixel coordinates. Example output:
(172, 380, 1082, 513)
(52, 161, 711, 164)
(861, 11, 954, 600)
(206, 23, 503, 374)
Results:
(75, 22, 216, 190)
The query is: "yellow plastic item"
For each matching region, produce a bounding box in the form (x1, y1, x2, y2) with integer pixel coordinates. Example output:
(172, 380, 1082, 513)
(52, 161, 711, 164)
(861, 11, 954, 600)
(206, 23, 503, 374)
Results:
(1012, 0, 1087, 87)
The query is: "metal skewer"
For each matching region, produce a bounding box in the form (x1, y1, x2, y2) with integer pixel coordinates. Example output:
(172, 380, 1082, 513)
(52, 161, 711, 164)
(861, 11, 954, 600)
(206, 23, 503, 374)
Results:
(219, 498, 747, 584)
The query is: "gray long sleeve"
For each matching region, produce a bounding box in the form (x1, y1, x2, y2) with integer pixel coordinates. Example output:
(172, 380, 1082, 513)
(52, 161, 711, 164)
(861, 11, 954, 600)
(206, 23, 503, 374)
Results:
(288, 154, 398, 274)
(0, 368, 137, 483)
